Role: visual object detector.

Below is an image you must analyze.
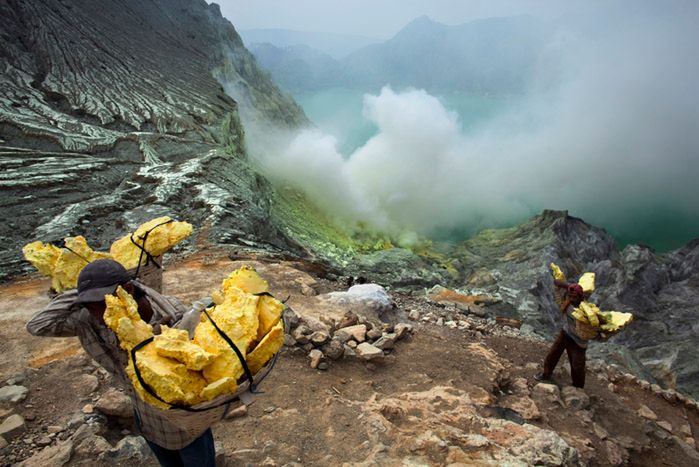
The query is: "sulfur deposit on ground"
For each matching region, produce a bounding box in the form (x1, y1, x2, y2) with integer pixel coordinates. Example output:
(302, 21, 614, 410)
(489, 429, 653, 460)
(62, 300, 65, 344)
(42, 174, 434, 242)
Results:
(0, 252, 698, 466)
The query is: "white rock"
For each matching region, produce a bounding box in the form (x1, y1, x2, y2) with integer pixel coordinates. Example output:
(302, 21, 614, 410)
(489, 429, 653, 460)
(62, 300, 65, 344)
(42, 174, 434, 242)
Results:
(0, 385, 29, 403)
(325, 284, 392, 313)
(355, 343, 384, 361)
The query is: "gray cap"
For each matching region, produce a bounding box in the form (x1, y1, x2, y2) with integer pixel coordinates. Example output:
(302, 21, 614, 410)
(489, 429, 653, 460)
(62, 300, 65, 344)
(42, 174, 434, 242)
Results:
(76, 259, 130, 303)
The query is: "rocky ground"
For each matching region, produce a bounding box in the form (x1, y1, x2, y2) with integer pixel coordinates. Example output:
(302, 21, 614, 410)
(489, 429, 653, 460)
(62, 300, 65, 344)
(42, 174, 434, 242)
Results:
(1, 251, 698, 466)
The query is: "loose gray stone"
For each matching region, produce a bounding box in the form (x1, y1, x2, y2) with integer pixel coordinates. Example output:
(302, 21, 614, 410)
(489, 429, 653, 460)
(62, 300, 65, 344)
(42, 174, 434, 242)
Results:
(308, 349, 323, 369)
(17, 441, 73, 467)
(657, 420, 673, 433)
(0, 414, 26, 439)
(321, 339, 344, 361)
(309, 331, 330, 346)
(105, 436, 153, 463)
(75, 434, 111, 457)
(532, 383, 562, 405)
(95, 388, 133, 419)
(317, 362, 329, 371)
(5, 375, 25, 386)
(36, 435, 52, 447)
(335, 325, 367, 343)
(0, 385, 29, 403)
(79, 374, 100, 395)
(283, 334, 297, 347)
(373, 333, 397, 351)
(355, 343, 384, 361)
(366, 328, 383, 341)
(408, 310, 420, 321)
(637, 404, 658, 421)
(394, 323, 412, 340)
(291, 325, 311, 345)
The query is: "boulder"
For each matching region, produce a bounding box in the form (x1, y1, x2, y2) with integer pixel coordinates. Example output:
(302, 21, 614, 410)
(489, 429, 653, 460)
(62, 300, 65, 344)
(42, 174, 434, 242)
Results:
(373, 333, 397, 351)
(308, 349, 323, 369)
(78, 374, 100, 395)
(17, 441, 73, 467)
(0, 414, 26, 439)
(335, 325, 367, 343)
(393, 323, 412, 340)
(104, 436, 153, 463)
(324, 284, 393, 314)
(355, 343, 384, 361)
(321, 339, 345, 361)
(95, 388, 133, 419)
(0, 385, 29, 403)
(532, 383, 562, 405)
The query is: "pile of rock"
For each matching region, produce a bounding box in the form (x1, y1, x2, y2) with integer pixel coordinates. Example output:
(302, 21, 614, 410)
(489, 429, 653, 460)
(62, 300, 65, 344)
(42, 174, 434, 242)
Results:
(283, 284, 413, 369)
(0, 368, 156, 466)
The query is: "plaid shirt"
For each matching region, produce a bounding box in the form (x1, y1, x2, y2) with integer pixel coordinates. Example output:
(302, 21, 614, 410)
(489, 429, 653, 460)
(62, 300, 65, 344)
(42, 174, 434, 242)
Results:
(26, 281, 230, 449)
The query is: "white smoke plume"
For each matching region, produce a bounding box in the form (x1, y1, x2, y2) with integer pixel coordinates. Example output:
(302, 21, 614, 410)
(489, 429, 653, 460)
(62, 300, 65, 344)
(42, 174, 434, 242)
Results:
(241, 1, 699, 246)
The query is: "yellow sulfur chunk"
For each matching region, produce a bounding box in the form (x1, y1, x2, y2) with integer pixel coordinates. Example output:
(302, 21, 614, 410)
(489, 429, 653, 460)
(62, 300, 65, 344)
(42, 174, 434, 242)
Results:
(22, 241, 61, 277)
(110, 216, 193, 270)
(578, 272, 596, 293)
(153, 326, 217, 371)
(130, 344, 208, 406)
(23, 236, 112, 292)
(247, 321, 284, 375)
(256, 295, 284, 340)
(211, 290, 225, 305)
(200, 377, 237, 401)
(194, 293, 260, 382)
(550, 263, 566, 281)
(222, 265, 269, 295)
(100, 266, 283, 408)
(576, 301, 600, 328)
(104, 287, 153, 351)
(599, 311, 634, 333)
(571, 308, 589, 324)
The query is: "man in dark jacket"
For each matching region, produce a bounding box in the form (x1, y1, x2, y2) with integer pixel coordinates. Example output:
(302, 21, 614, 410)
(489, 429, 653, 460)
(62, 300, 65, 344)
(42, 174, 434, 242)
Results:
(26, 259, 218, 467)
(535, 279, 593, 388)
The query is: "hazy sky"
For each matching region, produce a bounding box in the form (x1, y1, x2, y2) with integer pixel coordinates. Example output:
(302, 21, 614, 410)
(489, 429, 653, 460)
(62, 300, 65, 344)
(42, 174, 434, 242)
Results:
(212, 0, 595, 38)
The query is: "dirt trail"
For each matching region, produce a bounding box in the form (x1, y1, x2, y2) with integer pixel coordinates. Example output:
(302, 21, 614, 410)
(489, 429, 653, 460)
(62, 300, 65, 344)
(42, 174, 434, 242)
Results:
(1, 252, 698, 466)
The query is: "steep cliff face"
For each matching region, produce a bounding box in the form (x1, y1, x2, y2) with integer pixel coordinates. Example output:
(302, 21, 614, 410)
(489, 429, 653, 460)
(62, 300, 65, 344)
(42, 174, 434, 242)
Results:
(0, 0, 307, 279)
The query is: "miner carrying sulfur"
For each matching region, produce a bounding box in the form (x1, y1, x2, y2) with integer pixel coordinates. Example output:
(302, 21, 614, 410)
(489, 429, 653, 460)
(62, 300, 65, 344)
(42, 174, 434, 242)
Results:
(26, 259, 218, 467)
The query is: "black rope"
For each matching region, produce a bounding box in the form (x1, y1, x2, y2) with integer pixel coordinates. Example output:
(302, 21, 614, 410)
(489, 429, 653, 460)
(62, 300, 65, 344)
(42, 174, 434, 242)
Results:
(254, 291, 290, 304)
(131, 219, 174, 279)
(129, 307, 283, 411)
(201, 306, 259, 393)
(49, 239, 91, 264)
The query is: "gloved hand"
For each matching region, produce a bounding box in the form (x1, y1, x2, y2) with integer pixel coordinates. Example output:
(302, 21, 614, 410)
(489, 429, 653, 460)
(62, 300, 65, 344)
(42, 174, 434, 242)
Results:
(178, 297, 212, 339)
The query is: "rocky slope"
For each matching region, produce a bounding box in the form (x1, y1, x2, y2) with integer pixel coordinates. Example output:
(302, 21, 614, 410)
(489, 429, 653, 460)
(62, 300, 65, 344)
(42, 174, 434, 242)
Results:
(0, 0, 307, 280)
(1, 255, 698, 466)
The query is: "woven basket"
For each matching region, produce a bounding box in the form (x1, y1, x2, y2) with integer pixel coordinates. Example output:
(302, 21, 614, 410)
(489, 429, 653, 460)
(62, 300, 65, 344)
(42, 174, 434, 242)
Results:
(575, 320, 599, 340)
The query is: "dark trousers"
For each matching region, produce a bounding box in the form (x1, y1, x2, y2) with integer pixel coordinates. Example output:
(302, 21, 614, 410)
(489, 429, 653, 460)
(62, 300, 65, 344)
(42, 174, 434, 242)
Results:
(146, 428, 216, 467)
(543, 330, 587, 388)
